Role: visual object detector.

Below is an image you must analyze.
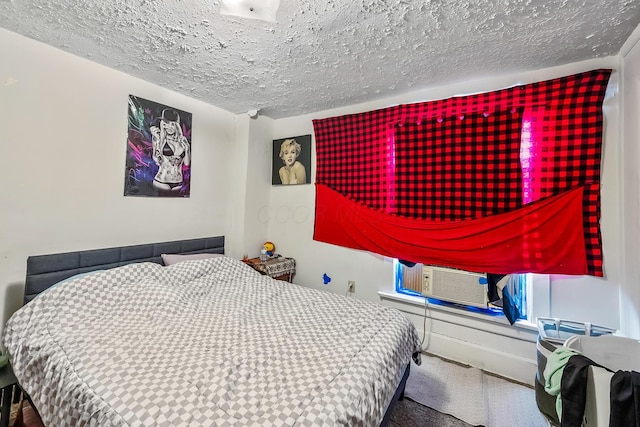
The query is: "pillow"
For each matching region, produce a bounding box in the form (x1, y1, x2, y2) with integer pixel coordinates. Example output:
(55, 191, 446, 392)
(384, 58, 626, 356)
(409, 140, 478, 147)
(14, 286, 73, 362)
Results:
(55, 270, 106, 287)
(40, 270, 106, 297)
(161, 253, 223, 266)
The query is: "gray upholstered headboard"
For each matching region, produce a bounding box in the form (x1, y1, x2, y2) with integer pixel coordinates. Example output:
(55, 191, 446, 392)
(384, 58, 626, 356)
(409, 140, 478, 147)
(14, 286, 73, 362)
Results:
(24, 236, 225, 305)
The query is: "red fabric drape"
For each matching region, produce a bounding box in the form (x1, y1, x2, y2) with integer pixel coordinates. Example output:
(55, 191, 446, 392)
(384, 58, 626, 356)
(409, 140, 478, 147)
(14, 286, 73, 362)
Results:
(314, 184, 587, 274)
(312, 69, 611, 276)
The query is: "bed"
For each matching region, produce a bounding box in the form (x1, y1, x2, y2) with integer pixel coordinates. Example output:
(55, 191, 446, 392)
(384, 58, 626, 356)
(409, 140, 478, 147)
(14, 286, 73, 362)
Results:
(3, 236, 421, 426)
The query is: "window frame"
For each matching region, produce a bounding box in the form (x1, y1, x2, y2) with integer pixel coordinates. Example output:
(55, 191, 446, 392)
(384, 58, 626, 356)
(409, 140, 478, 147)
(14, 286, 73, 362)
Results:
(394, 259, 534, 322)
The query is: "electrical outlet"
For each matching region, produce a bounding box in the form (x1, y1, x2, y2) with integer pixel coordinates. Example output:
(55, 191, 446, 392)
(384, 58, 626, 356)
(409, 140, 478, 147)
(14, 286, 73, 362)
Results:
(348, 280, 355, 293)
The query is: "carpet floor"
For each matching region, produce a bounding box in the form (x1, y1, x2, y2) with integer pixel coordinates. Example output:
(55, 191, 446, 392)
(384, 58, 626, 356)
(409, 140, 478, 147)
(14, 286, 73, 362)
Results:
(403, 354, 549, 427)
(390, 397, 474, 427)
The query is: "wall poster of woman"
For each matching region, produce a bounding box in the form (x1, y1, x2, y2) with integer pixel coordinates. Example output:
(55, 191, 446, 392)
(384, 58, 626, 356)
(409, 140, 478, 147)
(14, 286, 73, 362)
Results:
(272, 134, 312, 185)
(124, 95, 192, 197)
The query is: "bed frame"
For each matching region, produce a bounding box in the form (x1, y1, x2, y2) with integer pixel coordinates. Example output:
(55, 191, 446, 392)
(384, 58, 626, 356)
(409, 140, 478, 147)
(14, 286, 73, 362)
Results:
(21, 235, 408, 426)
(24, 236, 225, 304)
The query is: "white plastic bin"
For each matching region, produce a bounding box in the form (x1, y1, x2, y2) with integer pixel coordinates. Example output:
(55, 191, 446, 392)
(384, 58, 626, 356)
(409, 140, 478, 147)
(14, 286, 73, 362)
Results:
(564, 335, 640, 427)
(535, 318, 616, 426)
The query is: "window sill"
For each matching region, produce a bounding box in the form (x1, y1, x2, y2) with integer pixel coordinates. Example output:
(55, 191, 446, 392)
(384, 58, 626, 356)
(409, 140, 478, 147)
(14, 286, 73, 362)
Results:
(378, 290, 538, 335)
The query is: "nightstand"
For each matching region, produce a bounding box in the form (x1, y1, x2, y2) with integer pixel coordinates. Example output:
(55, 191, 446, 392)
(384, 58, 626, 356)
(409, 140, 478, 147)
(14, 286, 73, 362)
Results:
(0, 364, 19, 427)
(243, 256, 296, 282)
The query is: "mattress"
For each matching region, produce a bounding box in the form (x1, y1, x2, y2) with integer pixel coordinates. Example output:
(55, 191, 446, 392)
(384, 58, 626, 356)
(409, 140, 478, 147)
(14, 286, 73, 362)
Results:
(4, 256, 421, 426)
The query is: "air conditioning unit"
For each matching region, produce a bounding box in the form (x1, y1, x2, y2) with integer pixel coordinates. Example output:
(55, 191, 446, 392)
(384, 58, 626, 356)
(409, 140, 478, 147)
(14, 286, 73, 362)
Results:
(421, 266, 489, 308)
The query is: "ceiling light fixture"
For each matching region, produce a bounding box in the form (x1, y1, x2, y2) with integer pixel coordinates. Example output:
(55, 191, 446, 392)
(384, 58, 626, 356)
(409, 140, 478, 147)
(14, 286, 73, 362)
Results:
(220, 0, 280, 23)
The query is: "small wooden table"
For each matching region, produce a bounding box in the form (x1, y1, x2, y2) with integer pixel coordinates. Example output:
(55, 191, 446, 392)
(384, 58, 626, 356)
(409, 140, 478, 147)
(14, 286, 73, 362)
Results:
(243, 256, 296, 282)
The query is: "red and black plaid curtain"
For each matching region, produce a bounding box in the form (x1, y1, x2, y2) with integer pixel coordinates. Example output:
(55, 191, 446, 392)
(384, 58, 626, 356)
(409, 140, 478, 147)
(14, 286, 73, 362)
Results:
(313, 69, 611, 276)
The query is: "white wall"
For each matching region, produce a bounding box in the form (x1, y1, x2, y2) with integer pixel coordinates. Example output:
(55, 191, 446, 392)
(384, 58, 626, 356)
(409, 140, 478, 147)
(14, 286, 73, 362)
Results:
(228, 114, 274, 258)
(546, 67, 622, 329)
(243, 116, 275, 257)
(0, 29, 240, 332)
(620, 26, 640, 339)
(267, 57, 626, 383)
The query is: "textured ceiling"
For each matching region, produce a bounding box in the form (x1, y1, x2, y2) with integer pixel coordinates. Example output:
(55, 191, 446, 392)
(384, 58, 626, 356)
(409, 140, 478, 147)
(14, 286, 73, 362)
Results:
(1, 0, 639, 119)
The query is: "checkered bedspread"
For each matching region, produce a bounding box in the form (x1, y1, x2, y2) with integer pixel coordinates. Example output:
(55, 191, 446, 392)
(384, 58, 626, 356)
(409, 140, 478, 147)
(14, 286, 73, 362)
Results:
(4, 257, 421, 426)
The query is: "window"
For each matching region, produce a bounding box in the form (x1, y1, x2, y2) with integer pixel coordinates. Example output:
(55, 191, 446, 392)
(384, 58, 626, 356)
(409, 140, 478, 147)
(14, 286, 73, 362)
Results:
(394, 260, 531, 322)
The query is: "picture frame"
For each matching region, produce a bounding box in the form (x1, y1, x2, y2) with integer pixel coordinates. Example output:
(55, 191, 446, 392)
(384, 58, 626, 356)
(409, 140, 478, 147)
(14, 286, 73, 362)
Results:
(272, 134, 312, 185)
(124, 95, 192, 198)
